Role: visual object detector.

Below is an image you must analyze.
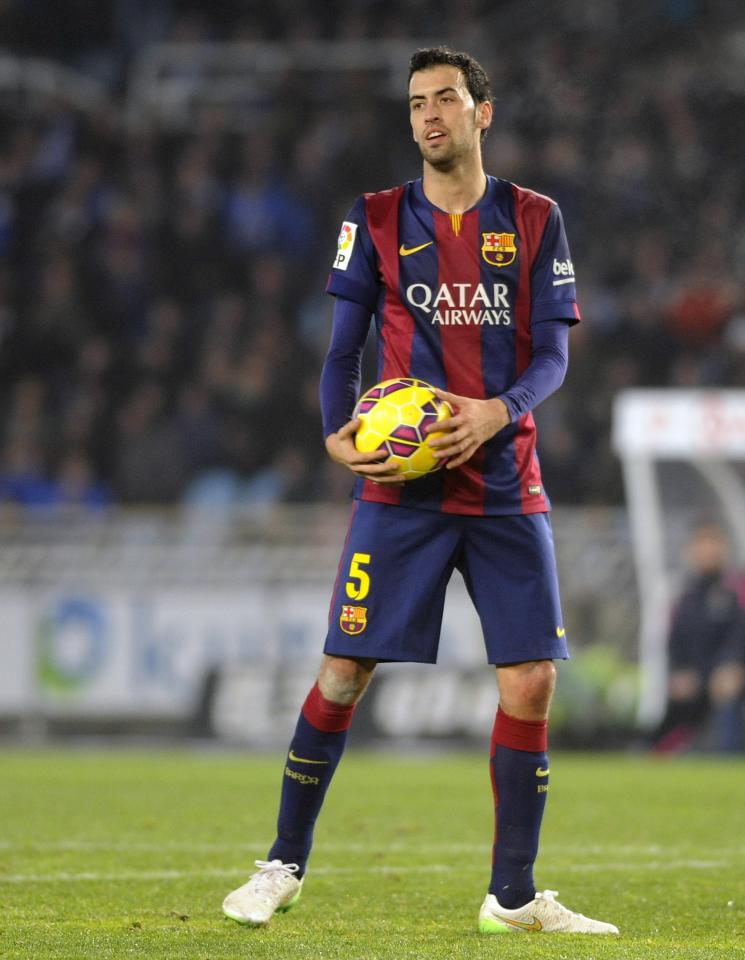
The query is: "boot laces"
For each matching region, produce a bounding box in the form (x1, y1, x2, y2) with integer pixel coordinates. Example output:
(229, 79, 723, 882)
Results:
(536, 889, 559, 903)
(536, 889, 588, 922)
(249, 859, 299, 899)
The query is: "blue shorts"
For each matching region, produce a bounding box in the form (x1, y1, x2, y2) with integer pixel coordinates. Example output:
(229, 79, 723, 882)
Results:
(324, 501, 568, 665)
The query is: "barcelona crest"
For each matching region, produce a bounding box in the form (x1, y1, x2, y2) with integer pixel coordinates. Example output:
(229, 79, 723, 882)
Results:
(481, 231, 517, 268)
(340, 604, 367, 635)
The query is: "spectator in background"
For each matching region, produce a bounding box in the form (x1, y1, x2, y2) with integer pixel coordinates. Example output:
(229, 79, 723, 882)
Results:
(25, 255, 90, 376)
(0, 436, 57, 510)
(51, 450, 109, 510)
(653, 522, 745, 754)
(113, 380, 189, 502)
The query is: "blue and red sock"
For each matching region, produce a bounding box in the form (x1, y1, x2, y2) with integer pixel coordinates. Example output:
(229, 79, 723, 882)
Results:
(267, 683, 355, 876)
(488, 706, 549, 908)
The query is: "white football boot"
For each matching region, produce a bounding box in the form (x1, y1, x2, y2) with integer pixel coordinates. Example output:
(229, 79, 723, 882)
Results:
(479, 889, 619, 935)
(223, 859, 302, 926)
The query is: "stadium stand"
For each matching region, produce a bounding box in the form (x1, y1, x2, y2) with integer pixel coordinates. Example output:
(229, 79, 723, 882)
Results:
(1, 0, 744, 510)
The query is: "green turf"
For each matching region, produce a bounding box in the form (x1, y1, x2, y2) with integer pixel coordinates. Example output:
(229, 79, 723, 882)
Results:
(1, 748, 744, 959)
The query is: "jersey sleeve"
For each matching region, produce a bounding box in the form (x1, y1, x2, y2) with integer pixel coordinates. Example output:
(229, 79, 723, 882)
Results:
(498, 319, 568, 421)
(530, 203, 580, 325)
(325, 196, 380, 313)
(320, 296, 372, 437)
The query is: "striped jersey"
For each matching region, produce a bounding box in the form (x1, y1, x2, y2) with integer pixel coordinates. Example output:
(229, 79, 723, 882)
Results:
(326, 175, 580, 516)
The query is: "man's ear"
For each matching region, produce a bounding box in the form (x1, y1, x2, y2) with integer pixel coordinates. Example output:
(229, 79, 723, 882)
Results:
(477, 100, 493, 133)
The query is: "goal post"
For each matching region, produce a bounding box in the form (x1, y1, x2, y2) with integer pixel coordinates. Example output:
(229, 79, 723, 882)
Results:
(612, 389, 745, 727)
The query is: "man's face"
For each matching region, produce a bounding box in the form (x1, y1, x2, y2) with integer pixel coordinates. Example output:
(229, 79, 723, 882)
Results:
(688, 525, 729, 574)
(408, 64, 490, 170)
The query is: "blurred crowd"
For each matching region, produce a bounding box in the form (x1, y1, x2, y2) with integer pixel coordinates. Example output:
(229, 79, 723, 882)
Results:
(1, 0, 744, 510)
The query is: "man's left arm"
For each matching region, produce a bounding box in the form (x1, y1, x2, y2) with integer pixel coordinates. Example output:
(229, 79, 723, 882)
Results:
(428, 320, 569, 469)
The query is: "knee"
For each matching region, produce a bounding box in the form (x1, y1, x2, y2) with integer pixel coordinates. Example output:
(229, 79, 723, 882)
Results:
(519, 660, 556, 713)
(531, 658, 557, 695)
(498, 660, 556, 720)
(317, 655, 376, 705)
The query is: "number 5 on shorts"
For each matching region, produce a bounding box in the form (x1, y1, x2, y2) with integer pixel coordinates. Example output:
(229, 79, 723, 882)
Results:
(345, 552, 371, 600)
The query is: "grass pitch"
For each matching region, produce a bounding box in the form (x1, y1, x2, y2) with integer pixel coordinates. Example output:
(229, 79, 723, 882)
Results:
(0, 748, 744, 959)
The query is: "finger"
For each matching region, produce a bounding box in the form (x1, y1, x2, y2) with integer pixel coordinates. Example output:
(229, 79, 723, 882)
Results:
(368, 475, 407, 485)
(431, 431, 470, 455)
(424, 414, 462, 435)
(438, 439, 474, 463)
(433, 387, 460, 404)
(446, 442, 479, 469)
(354, 460, 402, 476)
(356, 464, 405, 482)
(429, 428, 468, 450)
(336, 418, 361, 439)
(349, 449, 389, 463)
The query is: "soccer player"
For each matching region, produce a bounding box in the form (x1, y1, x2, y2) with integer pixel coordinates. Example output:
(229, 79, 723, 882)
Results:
(223, 46, 618, 935)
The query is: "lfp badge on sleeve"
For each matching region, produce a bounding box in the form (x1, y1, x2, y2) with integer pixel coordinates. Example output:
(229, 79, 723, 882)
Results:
(333, 221, 358, 271)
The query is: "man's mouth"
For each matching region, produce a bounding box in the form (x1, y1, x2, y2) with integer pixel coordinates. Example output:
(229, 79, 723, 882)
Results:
(425, 129, 447, 142)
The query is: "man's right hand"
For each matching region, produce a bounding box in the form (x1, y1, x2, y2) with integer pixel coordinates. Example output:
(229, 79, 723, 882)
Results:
(325, 419, 405, 484)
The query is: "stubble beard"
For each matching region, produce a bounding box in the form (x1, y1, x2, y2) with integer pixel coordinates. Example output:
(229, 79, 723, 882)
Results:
(422, 149, 458, 172)
(418, 128, 477, 173)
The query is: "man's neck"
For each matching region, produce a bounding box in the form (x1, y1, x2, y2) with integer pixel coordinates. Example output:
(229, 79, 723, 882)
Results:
(421, 155, 487, 214)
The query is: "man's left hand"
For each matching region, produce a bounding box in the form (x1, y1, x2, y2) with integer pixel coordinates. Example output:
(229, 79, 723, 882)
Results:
(426, 388, 511, 470)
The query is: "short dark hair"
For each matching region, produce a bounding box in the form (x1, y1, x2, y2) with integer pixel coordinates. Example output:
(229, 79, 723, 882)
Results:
(408, 46, 493, 105)
(408, 47, 493, 140)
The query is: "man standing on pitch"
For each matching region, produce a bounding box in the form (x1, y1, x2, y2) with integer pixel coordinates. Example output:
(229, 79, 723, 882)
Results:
(223, 46, 618, 936)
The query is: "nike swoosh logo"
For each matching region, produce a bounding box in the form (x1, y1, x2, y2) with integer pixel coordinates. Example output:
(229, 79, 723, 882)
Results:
(494, 915, 543, 931)
(288, 750, 329, 765)
(399, 242, 434, 256)
(536, 767, 550, 778)
(556, 626, 565, 638)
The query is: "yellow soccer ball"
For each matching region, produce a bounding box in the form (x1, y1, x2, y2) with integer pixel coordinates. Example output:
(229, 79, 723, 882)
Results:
(353, 378, 453, 480)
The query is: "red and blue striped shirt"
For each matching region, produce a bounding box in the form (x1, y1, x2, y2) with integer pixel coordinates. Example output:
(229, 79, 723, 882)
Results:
(324, 176, 580, 516)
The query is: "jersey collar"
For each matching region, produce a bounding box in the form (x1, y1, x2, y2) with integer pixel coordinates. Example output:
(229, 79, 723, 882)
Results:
(411, 175, 498, 215)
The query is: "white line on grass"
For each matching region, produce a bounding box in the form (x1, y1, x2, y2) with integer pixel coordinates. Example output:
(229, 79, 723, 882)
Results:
(0, 840, 738, 855)
(0, 859, 734, 885)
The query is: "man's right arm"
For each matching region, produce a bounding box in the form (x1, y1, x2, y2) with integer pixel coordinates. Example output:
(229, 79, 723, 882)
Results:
(320, 296, 370, 439)
(320, 296, 403, 483)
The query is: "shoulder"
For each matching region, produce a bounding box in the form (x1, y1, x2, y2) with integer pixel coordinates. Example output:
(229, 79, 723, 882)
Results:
(506, 180, 558, 216)
(500, 180, 561, 259)
(340, 185, 407, 224)
(361, 183, 408, 211)
(362, 182, 410, 201)
(357, 183, 409, 234)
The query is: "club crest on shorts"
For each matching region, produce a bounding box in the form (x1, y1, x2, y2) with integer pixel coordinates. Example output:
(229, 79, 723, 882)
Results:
(481, 231, 517, 267)
(340, 604, 367, 635)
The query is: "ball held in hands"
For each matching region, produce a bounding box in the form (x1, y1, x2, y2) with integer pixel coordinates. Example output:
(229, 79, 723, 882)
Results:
(354, 378, 453, 481)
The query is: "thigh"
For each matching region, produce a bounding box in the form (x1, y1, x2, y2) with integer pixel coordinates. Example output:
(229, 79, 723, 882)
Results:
(459, 512, 569, 665)
(325, 501, 461, 663)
